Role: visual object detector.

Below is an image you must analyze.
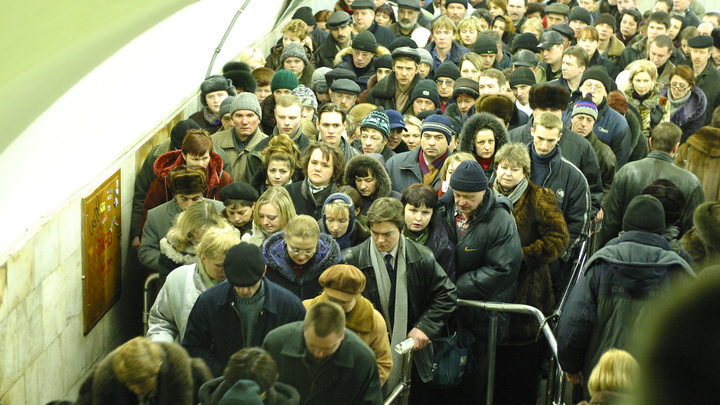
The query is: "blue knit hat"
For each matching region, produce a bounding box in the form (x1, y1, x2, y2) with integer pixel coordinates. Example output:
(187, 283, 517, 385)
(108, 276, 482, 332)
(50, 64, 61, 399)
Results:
(572, 96, 598, 120)
(360, 110, 390, 138)
(450, 160, 488, 192)
(421, 113, 454, 143)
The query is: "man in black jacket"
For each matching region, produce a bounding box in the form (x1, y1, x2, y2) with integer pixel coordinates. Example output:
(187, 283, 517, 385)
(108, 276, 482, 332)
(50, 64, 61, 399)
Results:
(182, 242, 306, 376)
(342, 197, 456, 400)
(368, 47, 423, 113)
(314, 11, 354, 68)
(351, 0, 396, 47)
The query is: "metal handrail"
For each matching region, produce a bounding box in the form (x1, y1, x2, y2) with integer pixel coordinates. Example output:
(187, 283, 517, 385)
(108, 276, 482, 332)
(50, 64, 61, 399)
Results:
(456, 299, 565, 405)
(143, 273, 160, 335)
(384, 338, 415, 405)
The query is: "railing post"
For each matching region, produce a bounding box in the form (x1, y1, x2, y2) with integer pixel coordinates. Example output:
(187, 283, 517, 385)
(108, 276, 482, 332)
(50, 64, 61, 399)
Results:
(486, 310, 498, 405)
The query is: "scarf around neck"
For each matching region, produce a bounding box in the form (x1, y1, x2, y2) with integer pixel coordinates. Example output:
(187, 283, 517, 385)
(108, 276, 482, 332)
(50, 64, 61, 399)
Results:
(493, 176, 528, 205)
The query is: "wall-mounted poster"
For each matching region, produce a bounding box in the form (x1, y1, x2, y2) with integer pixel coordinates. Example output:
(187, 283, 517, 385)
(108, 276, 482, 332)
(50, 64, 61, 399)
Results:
(82, 170, 122, 335)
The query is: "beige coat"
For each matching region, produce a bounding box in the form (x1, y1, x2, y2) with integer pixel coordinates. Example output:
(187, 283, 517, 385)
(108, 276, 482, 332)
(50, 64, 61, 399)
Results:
(211, 127, 267, 183)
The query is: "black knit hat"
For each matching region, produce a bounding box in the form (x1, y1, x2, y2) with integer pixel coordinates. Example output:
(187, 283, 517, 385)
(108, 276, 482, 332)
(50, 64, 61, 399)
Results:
(434, 61, 461, 80)
(622, 195, 666, 234)
(410, 79, 440, 108)
(581, 66, 612, 93)
(450, 160, 488, 192)
(594, 13, 617, 32)
(514, 32, 539, 53)
(375, 54, 393, 70)
(569, 7, 592, 25)
(353, 30, 378, 53)
(200, 75, 236, 106)
(293, 6, 316, 26)
(219, 182, 260, 203)
(473, 35, 497, 54)
(509, 67, 536, 87)
(224, 243, 266, 287)
(170, 119, 202, 150)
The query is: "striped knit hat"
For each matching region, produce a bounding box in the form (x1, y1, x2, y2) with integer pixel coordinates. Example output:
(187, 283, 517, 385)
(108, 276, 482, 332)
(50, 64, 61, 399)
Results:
(361, 110, 390, 138)
(572, 96, 598, 120)
(421, 113, 454, 143)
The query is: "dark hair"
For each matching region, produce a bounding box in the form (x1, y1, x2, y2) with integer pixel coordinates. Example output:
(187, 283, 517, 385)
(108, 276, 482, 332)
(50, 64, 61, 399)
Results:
(375, 4, 396, 23)
(650, 34, 674, 52)
(301, 142, 345, 183)
(224, 347, 278, 393)
(651, 122, 681, 152)
(621, 8, 643, 25)
(654, 0, 673, 10)
(318, 102, 347, 123)
(366, 197, 405, 231)
(338, 185, 363, 212)
(402, 183, 439, 211)
(471, 8, 493, 26)
(526, 2, 545, 18)
(642, 179, 685, 227)
(648, 10, 671, 28)
(181, 129, 213, 156)
(563, 45, 590, 69)
(347, 162, 373, 180)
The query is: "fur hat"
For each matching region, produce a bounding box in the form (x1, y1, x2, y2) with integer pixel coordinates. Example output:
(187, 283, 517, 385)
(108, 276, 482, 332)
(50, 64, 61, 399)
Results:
(224, 243, 266, 287)
(222, 61, 257, 93)
(319, 264, 367, 301)
(529, 83, 570, 111)
(169, 165, 207, 195)
(435, 61, 461, 80)
(353, 30, 378, 54)
(476, 94, 515, 123)
(280, 43, 310, 67)
(623, 195, 665, 234)
(292, 85, 318, 110)
(230, 92, 262, 119)
(361, 109, 391, 138)
(410, 79, 440, 108)
(219, 182, 259, 203)
(271, 69, 299, 92)
(450, 160, 487, 192)
(693, 202, 720, 251)
(200, 75, 236, 106)
(170, 119, 202, 150)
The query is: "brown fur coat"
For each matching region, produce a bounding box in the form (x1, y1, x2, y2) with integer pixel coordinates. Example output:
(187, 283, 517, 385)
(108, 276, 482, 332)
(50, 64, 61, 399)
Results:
(76, 341, 212, 405)
(675, 126, 720, 203)
(498, 182, 569, 345)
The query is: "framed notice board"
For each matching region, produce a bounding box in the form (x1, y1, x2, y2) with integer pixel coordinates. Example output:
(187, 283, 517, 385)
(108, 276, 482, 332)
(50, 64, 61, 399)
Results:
(82, 170, 122, 335)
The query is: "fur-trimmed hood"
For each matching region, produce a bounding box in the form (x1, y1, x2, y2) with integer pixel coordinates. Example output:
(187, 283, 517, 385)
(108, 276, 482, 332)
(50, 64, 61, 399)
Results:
(343, 154, 393, 199)
(263, 231, 341, 285)
(160, 235, 200, 267)
(686, 126, 720, 157)
(153, 149, 225, 192)
(333, 45, 390, 68)
(458, 112, 510, 161)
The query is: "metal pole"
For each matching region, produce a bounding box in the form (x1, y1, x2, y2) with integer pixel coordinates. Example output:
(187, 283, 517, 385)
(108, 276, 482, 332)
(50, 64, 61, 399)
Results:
(205, 0, 253, 79)
(143, 273, 159, 335)
(486, 310, 498, 405)
(385, 338, 415, 405)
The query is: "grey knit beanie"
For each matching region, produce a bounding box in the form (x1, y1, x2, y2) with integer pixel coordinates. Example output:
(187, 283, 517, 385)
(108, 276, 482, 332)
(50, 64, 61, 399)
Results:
(280, 43, 309, 67)
(230, 92, 262, 119)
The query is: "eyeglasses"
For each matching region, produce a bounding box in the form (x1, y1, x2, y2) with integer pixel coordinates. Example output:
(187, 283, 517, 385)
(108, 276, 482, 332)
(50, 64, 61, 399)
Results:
(669, 82, 689, 91)
(287, 246, 316, 255)
(582, 83, 606, 92)
(436, 79, 454, 87)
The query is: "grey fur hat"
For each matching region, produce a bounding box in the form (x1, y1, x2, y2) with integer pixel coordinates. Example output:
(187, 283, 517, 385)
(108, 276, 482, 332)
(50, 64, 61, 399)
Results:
(200, 75, 236, 106)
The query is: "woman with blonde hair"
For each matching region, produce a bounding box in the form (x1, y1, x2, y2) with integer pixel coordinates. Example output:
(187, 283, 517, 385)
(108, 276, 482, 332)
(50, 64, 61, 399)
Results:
(238, 48, 266, 71)
(492, 14, 516, 45)
(455, 17, 483, 49)
(625, 60, 661, 138)
(158, 200, 234, 281)
(402, 115, 423, 150)
(578, 348, 639, 405)
(251, 133, 302, 194)
(149, 227, 241, 343)
(459, 52, 484, 81)
(263, 215, 341, 299)
(243, 186, 296, 247)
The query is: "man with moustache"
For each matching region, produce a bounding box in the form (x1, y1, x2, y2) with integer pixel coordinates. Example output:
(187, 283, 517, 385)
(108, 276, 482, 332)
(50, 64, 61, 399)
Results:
(388, 0, 431, 46)
(315, 11, 354, 68)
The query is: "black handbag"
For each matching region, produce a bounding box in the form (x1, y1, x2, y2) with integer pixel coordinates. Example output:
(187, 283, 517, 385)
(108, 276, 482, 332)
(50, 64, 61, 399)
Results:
(428, 316, 474, 389)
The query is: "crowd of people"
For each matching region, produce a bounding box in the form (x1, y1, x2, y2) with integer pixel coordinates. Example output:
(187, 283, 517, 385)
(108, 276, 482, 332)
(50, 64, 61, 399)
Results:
(70, 0, 720, 404)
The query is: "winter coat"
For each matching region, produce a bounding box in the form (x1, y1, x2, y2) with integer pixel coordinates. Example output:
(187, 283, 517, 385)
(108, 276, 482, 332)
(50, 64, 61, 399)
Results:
(139, 199, 225, 275)
(601, 34, 624, 65)
(262, 322, 384, 405)
(341, 238, 457, 375)
(619, 35, 686, 70)
(588, 50, 620, 79)
(627, 88, 662, 138)
(438, 190, 522, 339)
(303, 293, 393, 385)
(458, 112, 510, 184)
(314, 32, 355, 68)
(586, 130, 618, 201)
(199, 377, 300, 405)
(263, 231, 341, 300)
(491, 182, 569, 345)
(588, 98, 632, 168)
(557, 231, 694, 399)
(140, 150, 232, 232)
(385, 147, 444, 193)
(76, 341, 212, 405)
(319, 192, 370, 250)
(260, 95, 277, 135)
(182, 279, 306, 377)
(510, 117, 603, 216)
(147, 263, 212, 343)
(625, 104, 649, 162)
(131, 140, 231, 238)
(424, 41, 469, 69)
(189, 108, 222, 135)
(212, 127, 268, 184)
(652, 86, 706, 144)
(422, 213, 457, 281)
(599, 151, 705, 247)
(367, 71, 423, 114)
(675, 126, 720, 202)
(694, 60, 720, 126)
(530, 145, 592, 256)
(365, 20, 397, 48)
(334, 46, 391, 90)
(285, 179, 340, 220)
(344, 154, 402, 215)
(357, 73, 378, 104)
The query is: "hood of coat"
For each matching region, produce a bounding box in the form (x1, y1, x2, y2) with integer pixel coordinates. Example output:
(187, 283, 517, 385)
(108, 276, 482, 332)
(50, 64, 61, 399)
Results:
(589, 231, 693, 298)
(687, 126, 720, 157)
(458, 112, 510, 162)
(343, 154, 393, 199)
(263, 231, 341, 282)
(319, 192, 357, 248)
(153, 149, 224, 189)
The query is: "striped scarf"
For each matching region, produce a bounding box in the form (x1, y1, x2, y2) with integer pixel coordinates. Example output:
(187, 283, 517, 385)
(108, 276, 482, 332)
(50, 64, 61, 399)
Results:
(419, 149, 447, 185)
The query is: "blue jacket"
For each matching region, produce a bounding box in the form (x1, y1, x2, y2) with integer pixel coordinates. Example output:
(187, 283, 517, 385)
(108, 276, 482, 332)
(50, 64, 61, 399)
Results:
(182, 279, 306, 376)
(425, 41, 469, 69)
(564, 98, 631, 167)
